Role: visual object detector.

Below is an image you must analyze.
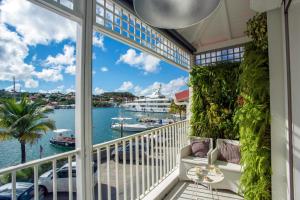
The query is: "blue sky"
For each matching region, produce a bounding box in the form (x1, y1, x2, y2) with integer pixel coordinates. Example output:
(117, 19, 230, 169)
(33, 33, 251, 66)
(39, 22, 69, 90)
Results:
(0, 0, 188, 97)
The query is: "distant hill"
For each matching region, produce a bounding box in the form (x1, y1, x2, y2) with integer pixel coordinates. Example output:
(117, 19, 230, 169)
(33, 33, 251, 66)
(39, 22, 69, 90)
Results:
(0, 90, 136, 108)
(93, 92, 136, 104)
(100, 92, 135, 99)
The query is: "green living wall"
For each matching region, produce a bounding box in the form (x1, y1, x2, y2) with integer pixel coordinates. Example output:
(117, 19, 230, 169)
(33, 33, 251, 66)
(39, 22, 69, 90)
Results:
(234, 13, 271, 200)
(189, 62, 240, 140)
(190, 13, 270, 200)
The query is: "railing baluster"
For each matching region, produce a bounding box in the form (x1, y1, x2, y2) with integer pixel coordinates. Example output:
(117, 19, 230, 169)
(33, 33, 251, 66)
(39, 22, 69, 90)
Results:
(155, 131, 159, 184)
(175, 124, 179, 167)
(159, 129, 162, 181)
(171, 125, 174, 171)
(123, 140, 127, 200)
(52, 159, 57, 200)
(163, 128, 166, 177)
(166, 127, 169, 174)
(182, 122, 185, 146)
(183, 121, 185, 145)
(172, 125, 176, 169)
(129, 138, 134, 199)
(68, 156, 73, 200)
(107, 145, 111, 200)
(141, 134, 145, 194)
(34, 165, 39, 200)
(135, 136, 140, 198)
(115, 143, 119, 200)
(11, 171, 16, 200)
(186, 121, 188, 144)
(146, 134, 150, 191)
(97, 148, 102, 200)
(169, 126, 172, 173)
(180, 122, 182, 148)
(151, 132, 154, 186)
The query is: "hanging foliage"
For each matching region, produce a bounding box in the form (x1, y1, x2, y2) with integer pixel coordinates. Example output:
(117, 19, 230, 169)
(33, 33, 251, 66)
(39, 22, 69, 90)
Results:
(189, 62, 240, 140)
(234, 12, 271, 200)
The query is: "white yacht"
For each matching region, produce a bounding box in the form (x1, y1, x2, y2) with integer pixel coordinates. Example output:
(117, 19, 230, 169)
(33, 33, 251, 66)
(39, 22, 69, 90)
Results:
(122, 85, 171, 113)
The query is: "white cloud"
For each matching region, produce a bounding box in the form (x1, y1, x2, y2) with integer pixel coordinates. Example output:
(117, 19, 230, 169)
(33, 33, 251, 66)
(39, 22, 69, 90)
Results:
(41, 45, 77, 77)
(0, 0, 76, 46)
(45, 45, 75, 66)
(93, 32, 105, 50)
(5, 83, 22, 92)
(92, 70, 96, 75)
(0, 24, 35, 82)
(65, 65, 76, 75)
(134, 77, 188, 97)
(66, 86, 75, 93)
(44, 45, 76, 76)
(39, 85, 74, 94)
(24, 79, 39, 88)
(116, 81, 134, 91)
(0, 0, 78, 88)
(33, 69, 63, 82)
(134, 86, 142, 94)
(100, 67, 108, 72)
(117, 49, 160, 74)
(94, 87, 105, 95)
(45, 85, 65, 93)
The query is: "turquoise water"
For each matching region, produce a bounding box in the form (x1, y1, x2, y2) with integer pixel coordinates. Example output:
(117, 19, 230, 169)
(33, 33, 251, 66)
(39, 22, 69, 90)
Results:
(0, 107, 172, 169)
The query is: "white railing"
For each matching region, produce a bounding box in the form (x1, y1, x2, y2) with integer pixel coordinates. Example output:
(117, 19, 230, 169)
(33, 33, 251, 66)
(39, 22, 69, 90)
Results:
(92, 120, 189, 200)
(0, 120, 189, 200)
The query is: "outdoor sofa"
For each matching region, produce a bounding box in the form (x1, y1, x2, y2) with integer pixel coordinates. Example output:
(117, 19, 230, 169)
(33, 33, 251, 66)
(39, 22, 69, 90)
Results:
(179, 137, 213, 180)
(211, 139, 242, 194)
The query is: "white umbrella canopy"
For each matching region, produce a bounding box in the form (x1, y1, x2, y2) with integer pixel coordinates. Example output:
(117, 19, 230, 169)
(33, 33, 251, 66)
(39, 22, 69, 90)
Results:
(133, 0, 221, 29)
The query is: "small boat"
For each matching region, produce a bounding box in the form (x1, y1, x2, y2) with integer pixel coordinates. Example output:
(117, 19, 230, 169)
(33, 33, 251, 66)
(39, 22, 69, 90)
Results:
(50, 129, 75, 149)
(111, 123, 157, 132)
(137, 117, 159, 123)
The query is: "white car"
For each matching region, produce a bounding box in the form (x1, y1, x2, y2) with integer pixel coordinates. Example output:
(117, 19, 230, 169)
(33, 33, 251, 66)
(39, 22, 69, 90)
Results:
(38, 162, 97, 193)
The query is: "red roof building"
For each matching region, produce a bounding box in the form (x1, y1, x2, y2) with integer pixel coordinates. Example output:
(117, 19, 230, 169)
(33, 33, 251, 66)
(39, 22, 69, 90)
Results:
(174, 90, 189, 104)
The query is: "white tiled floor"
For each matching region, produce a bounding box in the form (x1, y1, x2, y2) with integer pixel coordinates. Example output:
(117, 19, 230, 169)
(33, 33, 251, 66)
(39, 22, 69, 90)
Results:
(164, 181, 244, 200)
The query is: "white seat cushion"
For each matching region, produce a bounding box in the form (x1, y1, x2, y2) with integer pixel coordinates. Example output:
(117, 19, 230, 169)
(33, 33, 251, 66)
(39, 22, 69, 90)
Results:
(181, 156, 208, 165)
(215, 160, 241, 173)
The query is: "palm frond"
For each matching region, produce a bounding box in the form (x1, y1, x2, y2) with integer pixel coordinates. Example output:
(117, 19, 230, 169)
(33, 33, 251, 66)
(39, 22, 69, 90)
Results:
(19, 132, 43, 144)
(0, 130, 13, 141)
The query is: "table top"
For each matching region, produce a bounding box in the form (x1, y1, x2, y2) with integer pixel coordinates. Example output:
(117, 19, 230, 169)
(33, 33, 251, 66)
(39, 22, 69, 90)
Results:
(186, 166, 224, 185)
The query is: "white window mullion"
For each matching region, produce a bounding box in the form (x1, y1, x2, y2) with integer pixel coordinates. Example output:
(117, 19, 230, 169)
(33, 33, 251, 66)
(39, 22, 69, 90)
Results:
(75, 0, 94, 199)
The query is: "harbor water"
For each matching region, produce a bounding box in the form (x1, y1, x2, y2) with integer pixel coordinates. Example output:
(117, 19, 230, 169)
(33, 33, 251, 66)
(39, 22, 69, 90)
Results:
(0, 107, 173, 169)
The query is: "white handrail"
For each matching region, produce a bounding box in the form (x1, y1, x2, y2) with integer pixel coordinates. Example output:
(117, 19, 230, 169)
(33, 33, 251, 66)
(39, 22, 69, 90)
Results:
(0, 149, 79, 174)
(93, 120, 188, 149)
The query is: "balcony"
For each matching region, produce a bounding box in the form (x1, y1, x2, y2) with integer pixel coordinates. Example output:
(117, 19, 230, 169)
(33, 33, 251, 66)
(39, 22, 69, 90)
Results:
(0, 120, 245, 200)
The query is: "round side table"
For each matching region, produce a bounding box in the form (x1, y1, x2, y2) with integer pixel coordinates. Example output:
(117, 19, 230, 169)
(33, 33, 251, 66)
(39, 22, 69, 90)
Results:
(186, 166, 224, 200)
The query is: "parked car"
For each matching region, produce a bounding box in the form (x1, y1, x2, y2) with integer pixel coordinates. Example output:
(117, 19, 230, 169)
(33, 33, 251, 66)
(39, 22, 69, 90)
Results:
(0, 182, 46, 200)
(111, 142, 149, 163)
(38, 162, 97, 193)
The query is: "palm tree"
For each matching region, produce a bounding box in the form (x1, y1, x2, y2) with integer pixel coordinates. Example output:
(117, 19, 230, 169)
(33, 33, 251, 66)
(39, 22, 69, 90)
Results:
(0, 96, 55, 163)
(169, 101, 186, 120)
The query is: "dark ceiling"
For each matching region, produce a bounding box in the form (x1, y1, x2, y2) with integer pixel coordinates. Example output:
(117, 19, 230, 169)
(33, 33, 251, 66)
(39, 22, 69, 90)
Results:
(116, 0, 196, 53)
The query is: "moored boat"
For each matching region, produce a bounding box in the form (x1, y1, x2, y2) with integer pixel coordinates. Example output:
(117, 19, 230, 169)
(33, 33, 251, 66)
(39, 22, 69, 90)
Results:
(50, 129, 75, 148)
(122, 84, 172, 113)
(111, 123, 157, 132)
